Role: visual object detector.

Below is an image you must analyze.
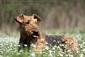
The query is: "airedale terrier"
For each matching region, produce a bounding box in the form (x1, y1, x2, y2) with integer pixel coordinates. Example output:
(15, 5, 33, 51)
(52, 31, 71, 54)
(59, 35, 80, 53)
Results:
(15, 14, 80, 52)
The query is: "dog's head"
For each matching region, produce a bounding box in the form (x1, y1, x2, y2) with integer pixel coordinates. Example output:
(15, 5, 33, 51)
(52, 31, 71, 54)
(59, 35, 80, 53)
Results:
(15, 14, 42, 39)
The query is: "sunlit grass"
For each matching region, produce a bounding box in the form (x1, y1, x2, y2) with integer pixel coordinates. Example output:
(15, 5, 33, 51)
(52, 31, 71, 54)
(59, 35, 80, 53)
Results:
(0, 30, 85, 57)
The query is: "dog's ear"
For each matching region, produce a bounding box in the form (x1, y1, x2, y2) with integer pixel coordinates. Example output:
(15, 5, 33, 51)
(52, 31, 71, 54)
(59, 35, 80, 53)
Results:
(33, 14, 42, 21)
(15, 14, 24, 23)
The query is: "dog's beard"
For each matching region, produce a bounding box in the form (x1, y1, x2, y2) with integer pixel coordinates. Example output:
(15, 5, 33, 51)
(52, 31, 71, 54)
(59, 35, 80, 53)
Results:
(30, 34, 39, 43)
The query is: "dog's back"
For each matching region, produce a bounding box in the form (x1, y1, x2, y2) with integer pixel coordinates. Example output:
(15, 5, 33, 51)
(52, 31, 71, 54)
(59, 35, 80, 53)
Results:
(45, 35, 64, 45)
(45, 35, 80, 52)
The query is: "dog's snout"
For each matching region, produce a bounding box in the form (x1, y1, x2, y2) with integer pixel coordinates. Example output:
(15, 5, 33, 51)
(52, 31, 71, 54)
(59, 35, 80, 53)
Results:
(33, 30, 38, 33)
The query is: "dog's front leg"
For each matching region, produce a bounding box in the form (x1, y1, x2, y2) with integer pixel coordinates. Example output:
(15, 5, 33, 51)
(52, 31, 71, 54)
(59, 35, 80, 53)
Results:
(18, 37, 23, 52)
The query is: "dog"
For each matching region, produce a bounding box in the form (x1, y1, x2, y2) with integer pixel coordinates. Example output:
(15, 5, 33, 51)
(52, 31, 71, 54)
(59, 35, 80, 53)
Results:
(15, 14, 80, 52)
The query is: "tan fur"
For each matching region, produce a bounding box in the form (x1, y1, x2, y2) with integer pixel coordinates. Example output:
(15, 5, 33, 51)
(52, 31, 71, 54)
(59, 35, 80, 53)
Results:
(15, 14, 46, 52)
(15, 14, 79, 52)
(63, 35, 80, 52)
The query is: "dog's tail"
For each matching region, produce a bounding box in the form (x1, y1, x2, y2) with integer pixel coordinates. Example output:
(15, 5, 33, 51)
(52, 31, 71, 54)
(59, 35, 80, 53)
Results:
(63, 35, 80, 52)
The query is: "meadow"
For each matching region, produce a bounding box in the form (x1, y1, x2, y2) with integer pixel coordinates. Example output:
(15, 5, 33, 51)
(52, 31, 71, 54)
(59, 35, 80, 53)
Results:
(0, 30, 85, 57)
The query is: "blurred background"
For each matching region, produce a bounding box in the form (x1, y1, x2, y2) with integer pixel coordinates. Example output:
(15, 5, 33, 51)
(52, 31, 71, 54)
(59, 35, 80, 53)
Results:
(0, 0, 85, 35)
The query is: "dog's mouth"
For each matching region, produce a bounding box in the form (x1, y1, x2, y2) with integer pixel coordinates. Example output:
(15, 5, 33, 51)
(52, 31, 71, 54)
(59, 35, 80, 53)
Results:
(31, 32, 39, 38)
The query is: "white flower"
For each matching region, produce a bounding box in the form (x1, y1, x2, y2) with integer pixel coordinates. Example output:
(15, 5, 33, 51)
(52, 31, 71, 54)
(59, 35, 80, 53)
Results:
(52, 47, 55, 50)
(58, 52, 63, 56)
(45, 46, 49, 50)
(31, 44, 36, 48)
(49, 53, 52, 57)
(30, 52, 36, 57)
(80, 53, 83, 57)
(69, 54, 73, 57)
(49, 50, 52, 53)
(24, 44, 27, 47)
(82, 49, 85, 53)
(0, 55, 3, 57)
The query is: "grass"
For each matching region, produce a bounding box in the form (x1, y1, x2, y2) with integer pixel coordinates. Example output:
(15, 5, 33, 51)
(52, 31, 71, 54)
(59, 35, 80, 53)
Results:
(0, 30, 85, 57)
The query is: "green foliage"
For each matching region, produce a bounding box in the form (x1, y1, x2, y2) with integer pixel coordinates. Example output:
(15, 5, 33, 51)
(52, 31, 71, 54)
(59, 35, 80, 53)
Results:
(0, 30, 85, 57)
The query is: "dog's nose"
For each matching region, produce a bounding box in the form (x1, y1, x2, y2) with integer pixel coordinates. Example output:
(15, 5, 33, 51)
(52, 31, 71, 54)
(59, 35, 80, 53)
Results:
(33, 30, 38, 33)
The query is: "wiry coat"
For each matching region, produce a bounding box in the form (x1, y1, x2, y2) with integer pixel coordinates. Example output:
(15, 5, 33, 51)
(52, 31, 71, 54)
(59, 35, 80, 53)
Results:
(15, 14, 80, 52)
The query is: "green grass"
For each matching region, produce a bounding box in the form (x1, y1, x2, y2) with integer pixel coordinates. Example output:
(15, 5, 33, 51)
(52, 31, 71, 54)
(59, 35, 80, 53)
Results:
(0, 30, 85, 57)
